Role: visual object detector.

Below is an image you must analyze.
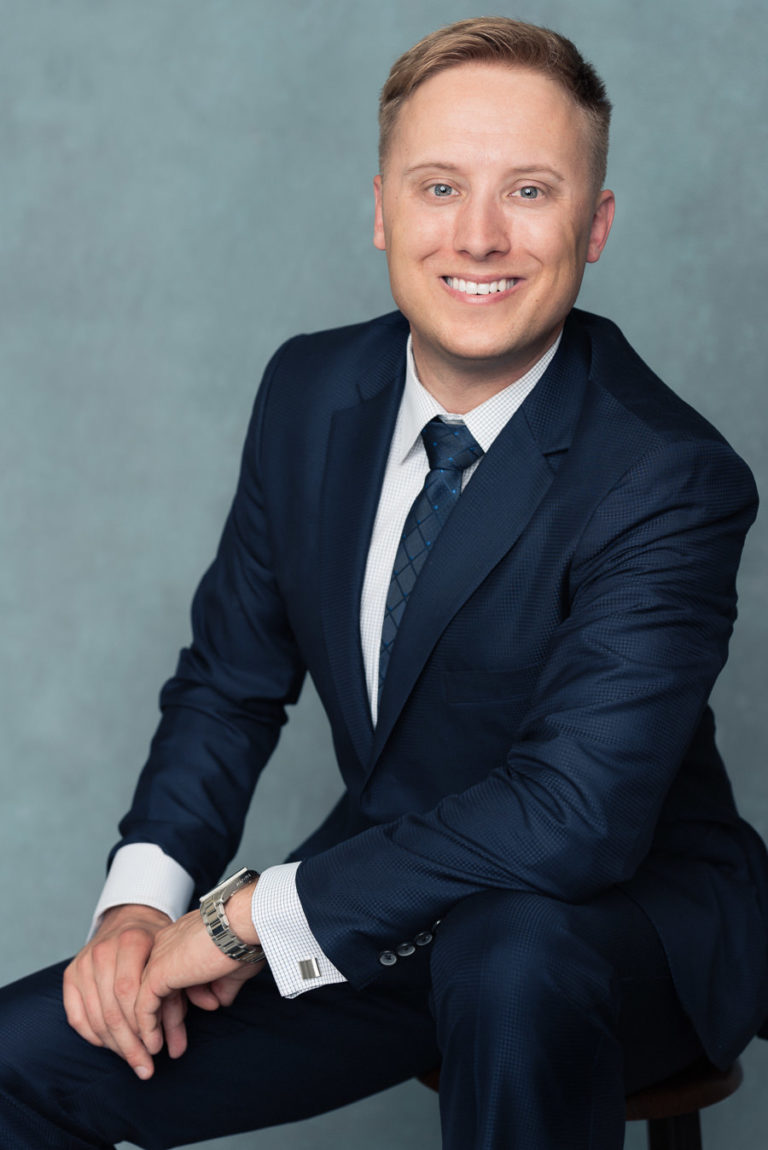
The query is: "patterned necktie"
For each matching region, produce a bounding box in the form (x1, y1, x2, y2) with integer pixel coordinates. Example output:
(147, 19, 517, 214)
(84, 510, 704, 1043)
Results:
(378, 416, 484, 699)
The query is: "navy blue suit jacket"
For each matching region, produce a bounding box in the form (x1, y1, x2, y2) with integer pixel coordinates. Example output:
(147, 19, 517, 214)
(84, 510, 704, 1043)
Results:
(119, 308, 768, 1067)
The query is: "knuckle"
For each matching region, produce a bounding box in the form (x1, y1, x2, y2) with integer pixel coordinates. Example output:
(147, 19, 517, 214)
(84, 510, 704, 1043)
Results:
(76, 1020, 103, 1048)
(119, 927, 148, 948)
(113, 974, 137, 1001)
(64, 957, 83, 985)
(101, 1005, 124, 1030)
(90, 940, 114, 968)
(63, 1000, 79, 1027)
(91, 1023, 110, 1047)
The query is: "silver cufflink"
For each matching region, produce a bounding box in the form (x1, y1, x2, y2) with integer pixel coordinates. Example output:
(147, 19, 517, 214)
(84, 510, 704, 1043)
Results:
(298, 957, 321, 980)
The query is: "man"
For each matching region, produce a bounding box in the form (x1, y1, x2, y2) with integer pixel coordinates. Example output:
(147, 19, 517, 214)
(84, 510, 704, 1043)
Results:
(1, 16, 767, 1150)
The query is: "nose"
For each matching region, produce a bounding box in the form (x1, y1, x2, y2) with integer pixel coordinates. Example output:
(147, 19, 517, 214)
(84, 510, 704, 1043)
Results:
(453, 193, 511, 261)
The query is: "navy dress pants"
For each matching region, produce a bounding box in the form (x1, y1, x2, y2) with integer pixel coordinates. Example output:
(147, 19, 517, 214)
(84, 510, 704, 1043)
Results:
(0, 888, 703, 1149)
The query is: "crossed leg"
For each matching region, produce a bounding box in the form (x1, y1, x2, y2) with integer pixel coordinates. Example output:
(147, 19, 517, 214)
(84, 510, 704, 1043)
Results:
(0, 960, 440, 1149)
(430, 887, 704, 1150)
(0, 888, 704, 1150)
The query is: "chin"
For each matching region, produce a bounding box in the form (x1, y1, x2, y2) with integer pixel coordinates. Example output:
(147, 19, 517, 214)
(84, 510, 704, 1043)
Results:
(438, 333, 531, 369)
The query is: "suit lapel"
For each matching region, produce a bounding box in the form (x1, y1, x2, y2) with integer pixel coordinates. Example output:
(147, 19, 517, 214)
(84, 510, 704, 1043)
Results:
(371, 316, 592, 765)
(319, 333, 407, 770)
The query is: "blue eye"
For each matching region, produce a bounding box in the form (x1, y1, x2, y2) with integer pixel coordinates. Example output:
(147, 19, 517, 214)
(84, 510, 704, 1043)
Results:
(518, 186, 541, 199)
(431, 184, 454, 197)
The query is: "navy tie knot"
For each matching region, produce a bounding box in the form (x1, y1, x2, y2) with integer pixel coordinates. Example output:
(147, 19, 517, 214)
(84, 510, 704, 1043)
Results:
(421, 416, 483, 473)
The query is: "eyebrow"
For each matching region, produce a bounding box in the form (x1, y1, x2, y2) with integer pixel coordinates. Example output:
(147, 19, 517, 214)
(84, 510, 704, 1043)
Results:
(402, 162, 566, 183)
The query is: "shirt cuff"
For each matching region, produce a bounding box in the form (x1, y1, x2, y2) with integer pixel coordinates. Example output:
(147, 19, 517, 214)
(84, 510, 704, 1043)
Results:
(88, 843, 195, 940)
(252, 862, 347, 998)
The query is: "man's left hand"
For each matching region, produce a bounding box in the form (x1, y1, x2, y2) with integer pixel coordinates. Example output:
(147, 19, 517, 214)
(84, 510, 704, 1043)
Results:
(135, 885, 265, 1069)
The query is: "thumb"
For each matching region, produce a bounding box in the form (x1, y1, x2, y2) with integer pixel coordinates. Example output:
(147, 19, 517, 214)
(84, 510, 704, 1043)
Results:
(186, 984, 222, 1011)
(210, 967, 259, 1007)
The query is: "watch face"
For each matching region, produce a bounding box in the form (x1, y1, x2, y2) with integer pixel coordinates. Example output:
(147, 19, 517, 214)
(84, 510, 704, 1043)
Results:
(224, 868, 258, 898)
(201, 867, 259, 906)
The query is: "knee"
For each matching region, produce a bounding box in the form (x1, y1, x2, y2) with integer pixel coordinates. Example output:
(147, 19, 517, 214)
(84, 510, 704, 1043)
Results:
(430, 890, 614, 1023)
(432, 889, 577, 977)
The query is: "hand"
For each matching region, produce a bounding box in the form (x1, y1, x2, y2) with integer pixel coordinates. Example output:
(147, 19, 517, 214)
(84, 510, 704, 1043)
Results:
(63, 903, 170, 1079)
(135, 885, 264, 1074)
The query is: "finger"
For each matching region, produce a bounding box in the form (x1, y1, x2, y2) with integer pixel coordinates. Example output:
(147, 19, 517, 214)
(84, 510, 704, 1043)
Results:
(209, 964, 262, 1008)
(112, 928, 153, 1033)
(72, 952, 119, 1049)
(135, 978, 166, 1056)
(161, 992, 188, 1060)
(85, 944, 156, 1078)
(86, 990, 155, 1078)
(186, 983, 222, 1011)
(62, 972, 105, 1049)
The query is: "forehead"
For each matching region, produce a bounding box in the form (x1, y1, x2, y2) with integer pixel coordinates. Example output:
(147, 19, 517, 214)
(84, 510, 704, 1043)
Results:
(389, 62, 590, 168)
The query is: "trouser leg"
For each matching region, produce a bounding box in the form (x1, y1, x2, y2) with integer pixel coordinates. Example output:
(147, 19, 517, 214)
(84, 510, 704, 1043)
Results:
(0, 959, 440, 1150)
(429, 888, 703, 1150)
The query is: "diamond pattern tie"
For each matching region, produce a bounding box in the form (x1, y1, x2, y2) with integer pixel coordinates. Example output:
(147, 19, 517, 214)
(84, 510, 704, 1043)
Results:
(378, 417, 484, 699)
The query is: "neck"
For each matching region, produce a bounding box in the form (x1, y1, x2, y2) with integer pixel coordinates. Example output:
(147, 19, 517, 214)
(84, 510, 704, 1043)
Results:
(410, 335, 560, 414)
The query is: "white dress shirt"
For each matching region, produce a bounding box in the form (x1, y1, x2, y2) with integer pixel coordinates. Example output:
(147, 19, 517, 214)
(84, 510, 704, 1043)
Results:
(93, 333, 560, 996)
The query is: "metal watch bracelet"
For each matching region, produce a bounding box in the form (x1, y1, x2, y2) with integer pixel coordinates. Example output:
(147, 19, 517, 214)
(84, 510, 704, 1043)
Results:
(199, 867, 266, 964)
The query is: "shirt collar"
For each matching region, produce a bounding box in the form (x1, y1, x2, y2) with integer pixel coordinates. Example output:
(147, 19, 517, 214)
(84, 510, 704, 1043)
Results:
(392, 333, 562, 465)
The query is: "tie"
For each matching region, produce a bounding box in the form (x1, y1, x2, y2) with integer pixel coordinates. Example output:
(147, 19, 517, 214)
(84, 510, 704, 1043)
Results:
(378, 417, 484, 699)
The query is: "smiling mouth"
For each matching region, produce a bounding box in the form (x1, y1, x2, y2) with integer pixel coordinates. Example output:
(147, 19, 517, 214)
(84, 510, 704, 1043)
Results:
(442, 276, 518, 296)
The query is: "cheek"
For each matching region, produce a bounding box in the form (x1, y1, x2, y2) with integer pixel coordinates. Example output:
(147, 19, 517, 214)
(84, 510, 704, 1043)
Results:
(392, 209, 449, 259)
(532, 221, 585, 275)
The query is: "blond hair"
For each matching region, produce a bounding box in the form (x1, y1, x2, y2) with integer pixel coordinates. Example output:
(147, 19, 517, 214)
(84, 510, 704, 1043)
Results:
(379, 17, 612, 189)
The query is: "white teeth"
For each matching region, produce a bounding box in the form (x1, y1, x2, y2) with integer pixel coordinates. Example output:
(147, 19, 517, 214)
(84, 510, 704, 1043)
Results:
(444, 277, 515, 295)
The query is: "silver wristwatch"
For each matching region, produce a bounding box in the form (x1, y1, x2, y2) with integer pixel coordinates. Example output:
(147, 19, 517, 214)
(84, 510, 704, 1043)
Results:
(199, 867, 266, 964)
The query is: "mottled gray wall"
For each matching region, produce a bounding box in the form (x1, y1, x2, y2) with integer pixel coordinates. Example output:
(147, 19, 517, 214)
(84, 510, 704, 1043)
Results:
(1, 2, 765, 1148)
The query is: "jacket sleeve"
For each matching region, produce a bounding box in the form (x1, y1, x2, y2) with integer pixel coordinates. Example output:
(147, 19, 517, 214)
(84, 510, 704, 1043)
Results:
(113, 339, 307, 896)
(296, 435, 759, 986)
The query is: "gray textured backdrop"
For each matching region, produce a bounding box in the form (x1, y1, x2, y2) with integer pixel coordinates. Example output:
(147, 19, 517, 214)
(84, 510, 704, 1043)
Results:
(1, 2, 766, 1147)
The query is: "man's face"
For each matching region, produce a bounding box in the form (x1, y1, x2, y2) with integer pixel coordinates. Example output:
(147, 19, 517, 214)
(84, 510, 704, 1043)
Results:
(374, 63, 615, 394)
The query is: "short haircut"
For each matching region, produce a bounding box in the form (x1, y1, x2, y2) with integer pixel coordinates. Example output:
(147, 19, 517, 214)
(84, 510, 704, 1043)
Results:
(378, 17, 612, 190)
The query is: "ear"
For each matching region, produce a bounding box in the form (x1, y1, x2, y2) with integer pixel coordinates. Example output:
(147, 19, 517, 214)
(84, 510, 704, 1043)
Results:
(373, 174, 387, 251)
(586, 189, 615, 264)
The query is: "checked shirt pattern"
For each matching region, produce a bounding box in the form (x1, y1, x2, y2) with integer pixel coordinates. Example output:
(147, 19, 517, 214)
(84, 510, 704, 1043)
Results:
(378, 416, 483, 700)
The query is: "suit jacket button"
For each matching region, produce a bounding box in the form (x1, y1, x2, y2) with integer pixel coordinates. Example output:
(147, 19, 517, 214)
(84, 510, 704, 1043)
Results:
(379, 950, 398, 966)
(396, 942, 416, 957)
(414, 931, 433, 947)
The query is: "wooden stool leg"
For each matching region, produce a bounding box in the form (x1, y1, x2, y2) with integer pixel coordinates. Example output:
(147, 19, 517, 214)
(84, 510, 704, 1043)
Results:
(647, 1110, 702, 1150)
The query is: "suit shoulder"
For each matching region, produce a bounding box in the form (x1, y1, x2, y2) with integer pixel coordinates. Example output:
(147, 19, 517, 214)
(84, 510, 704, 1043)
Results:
(252, 311, 409, 421)
(268, 310, 409, 377)
(574, 310, 725, 444)
(250, 310, 408, 444)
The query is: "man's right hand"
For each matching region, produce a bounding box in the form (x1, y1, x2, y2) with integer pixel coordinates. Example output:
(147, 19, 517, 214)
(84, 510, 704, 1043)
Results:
(63, 904, 170, 1079)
